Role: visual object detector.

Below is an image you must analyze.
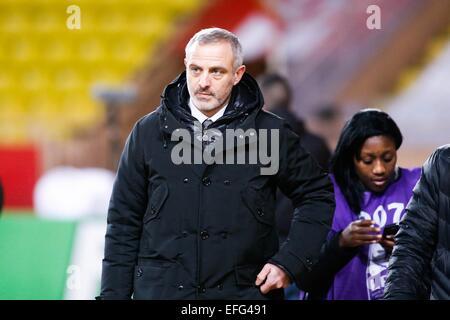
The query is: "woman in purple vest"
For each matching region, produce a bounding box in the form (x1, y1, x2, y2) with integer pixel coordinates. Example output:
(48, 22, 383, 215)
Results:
(301, 109, 421, 300)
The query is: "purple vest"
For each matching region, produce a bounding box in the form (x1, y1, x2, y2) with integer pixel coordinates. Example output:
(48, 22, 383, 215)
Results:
(326, 167, 421, 300)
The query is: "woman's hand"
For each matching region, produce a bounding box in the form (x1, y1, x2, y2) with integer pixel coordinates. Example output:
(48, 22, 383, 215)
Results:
(379, 235, 395, 253)
(339, 219, 382, 248)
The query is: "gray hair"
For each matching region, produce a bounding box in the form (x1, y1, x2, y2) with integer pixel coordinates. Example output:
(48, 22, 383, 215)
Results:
(185, 27, 244, 69)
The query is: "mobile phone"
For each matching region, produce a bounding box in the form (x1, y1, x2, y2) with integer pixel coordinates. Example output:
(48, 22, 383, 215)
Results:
(382, 223, 400, 238)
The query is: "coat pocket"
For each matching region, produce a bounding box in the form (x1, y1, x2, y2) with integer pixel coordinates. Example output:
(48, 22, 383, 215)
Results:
(234, 264, 261, 286)
(133, 263, 170, 300)
(144, 182, 169, 224)
(241, 187, 274, 226)
(234, 264, 284, 300)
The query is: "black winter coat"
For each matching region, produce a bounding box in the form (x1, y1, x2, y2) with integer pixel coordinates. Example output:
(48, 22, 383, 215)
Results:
(99, 72, 335, 300)
(384, 144, 450, 299)
(267, 106, 331, 244)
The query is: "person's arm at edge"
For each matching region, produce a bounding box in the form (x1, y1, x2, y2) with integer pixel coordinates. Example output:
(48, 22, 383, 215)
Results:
(97, 118, 149, 300)
(269, 123, 336, 291)
(384, 149, 440, 299)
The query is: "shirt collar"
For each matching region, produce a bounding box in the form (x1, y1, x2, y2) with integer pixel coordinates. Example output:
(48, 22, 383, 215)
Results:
(189, 98, 227, 124)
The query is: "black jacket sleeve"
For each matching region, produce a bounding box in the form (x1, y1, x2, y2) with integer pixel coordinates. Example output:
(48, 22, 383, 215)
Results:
(383, 149, 440, 300)
(269, 123, 335, 290)
(98, 120, 148, 299)
(300, 231, 359, 297)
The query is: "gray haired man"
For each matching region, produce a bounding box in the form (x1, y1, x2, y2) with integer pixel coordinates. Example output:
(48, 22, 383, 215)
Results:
(98, 28, 335, 300)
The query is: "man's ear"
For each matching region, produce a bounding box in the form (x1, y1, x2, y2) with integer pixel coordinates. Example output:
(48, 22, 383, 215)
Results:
(233, 65, 246, 85)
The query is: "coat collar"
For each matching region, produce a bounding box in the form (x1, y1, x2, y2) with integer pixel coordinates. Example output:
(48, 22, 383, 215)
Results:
(157, 71, 263, 178)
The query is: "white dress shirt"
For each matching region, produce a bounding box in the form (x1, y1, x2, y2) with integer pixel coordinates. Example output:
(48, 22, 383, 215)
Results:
(189, 98, 227, 124)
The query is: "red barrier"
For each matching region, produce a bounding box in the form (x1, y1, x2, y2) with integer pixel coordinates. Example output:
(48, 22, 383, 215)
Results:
(0, 145, 40, 209)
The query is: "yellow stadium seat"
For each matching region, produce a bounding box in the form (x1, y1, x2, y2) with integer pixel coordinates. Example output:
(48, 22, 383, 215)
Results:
(0, 9, 29, 33)
(0, 0, 204, 141)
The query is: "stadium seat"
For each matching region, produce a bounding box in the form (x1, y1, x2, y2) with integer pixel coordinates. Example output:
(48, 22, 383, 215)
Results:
(0, 0, 203, 142)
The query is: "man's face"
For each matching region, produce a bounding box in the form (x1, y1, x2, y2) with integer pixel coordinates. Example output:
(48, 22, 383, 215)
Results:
(185, 41, 245, 117)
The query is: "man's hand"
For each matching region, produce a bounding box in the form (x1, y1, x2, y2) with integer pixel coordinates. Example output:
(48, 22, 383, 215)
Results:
(255, 263, 291, 294)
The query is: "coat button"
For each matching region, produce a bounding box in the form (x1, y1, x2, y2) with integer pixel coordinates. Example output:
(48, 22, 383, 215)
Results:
(136, 268, 143, 277)
(257, 208, 264, 216)
(223, 180, 231, 185)
(183, 178, 189, 183)
(202, 177, 211, 186)
(178, 285, 184, 290)
(217, 284, 223, 290)
(200, 230, 209, 240)
(221, 232, 228, 239)
(197, 286, 206, 294)
(182, 231, 188, 238)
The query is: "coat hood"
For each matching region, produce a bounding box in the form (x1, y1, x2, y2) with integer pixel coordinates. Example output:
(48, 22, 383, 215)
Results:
(159, 71, 265, 129)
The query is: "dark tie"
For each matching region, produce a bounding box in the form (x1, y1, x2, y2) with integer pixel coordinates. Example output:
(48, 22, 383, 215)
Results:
(202, 119, 213, 131)
(202, 119, 213, 149)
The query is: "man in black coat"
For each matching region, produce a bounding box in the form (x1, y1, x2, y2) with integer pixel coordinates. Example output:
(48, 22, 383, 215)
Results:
(384, 144, 450, 300)
(258, 73, 332, 299)
(258, 73, 331, 244)
(98, 28, 335, 300)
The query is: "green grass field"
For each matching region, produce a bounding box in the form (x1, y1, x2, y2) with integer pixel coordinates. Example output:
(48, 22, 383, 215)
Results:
(0, 213, 76, 299)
